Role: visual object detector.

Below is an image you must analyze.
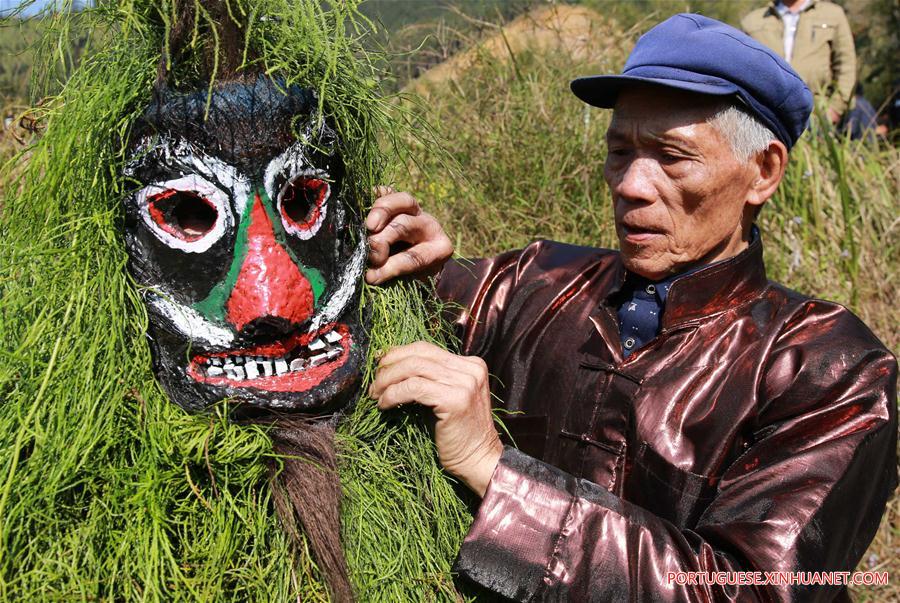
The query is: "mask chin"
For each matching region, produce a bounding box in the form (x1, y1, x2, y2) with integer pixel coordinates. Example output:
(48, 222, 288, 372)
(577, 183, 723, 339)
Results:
(146, 293, 370, 415)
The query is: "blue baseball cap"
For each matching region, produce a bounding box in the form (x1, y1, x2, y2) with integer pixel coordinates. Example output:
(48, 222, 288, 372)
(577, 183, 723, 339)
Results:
(571, 13, 813, 149)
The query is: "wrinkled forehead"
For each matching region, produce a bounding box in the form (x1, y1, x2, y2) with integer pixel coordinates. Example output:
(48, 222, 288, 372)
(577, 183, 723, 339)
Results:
(131, 76, 325, 175)
(608, 85, 726, 135)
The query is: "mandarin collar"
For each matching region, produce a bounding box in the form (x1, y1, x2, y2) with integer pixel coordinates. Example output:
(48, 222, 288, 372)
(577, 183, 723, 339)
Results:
(604, 230, 768, 330)
(662, 232, 767, 328)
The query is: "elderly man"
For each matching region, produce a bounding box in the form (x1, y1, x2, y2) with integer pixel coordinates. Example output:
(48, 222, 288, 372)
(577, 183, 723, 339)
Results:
(367, 15, 897, 601)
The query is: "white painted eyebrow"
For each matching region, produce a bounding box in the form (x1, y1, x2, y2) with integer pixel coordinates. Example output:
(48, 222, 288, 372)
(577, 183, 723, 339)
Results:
(263, 140, 316, 203)
(126, 135, 252, 219)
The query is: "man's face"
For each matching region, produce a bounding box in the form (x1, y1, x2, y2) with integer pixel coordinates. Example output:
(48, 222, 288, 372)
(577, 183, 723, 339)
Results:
(123, 77, 368, 414)
(603, 87, 757, 280)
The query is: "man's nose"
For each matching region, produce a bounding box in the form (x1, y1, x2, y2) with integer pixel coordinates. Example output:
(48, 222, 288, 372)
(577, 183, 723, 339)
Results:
(225, 193, 315, 333)
(614, 157, 658, 204)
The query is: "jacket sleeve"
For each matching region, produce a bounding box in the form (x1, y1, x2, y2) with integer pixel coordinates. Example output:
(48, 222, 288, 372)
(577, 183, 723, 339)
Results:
(434, 247, 526, 358)
(828, 7, 857, 115)
(454, 304, 898, 601)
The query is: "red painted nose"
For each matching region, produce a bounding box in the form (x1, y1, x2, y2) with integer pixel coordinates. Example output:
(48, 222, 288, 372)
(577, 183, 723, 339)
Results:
(226, 194, 314, 332)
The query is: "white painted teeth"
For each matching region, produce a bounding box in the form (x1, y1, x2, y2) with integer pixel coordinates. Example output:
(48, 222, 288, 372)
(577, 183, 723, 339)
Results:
(202, 328, 346, 381)
(224, 365, 245, 380)
(309, 346, 342, 367)
(244, 362, 259, 380)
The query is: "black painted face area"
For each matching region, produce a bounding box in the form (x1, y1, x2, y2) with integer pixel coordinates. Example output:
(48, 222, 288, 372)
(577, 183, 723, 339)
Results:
(124, 76, 368, 414)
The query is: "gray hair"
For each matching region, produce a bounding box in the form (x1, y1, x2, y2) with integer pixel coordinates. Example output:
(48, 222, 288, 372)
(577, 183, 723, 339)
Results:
(706, 104, 778, 163)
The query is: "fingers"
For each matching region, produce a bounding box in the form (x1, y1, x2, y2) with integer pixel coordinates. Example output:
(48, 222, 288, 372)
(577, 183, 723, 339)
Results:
(366, 215, 452, 284)
(370, 353, 461, 399)
(366, 191, 421, 234)
(371, 342, 486, 398)
(376, 375, 449, 411)
(371, 354, 482, 414)
(370, 341, 499, 496)
(365, 189, 453, 284)
(365, 238, 453, 285)
(377, 341, 454, 368)
(367, 212, 419, 267)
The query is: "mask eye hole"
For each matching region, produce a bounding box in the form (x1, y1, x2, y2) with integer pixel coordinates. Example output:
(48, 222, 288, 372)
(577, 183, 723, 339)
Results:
(279, 175, 329, 239)
(135, 174, 232, 253)
(148, 190, 218, 241)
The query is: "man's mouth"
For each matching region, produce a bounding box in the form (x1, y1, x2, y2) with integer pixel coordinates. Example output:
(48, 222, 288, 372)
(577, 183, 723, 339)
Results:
(187, 322, 352, 393)
(621, 223, 666, 243)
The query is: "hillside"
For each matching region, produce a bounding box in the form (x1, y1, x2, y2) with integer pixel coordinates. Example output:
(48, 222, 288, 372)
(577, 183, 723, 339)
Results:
(405, 4, 619, 95)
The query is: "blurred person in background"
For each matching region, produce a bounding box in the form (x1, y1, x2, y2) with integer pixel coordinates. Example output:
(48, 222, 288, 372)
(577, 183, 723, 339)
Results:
(886, 78, 900, 138)
(742, 0, 856, 125)
(842, 83, 879, 141)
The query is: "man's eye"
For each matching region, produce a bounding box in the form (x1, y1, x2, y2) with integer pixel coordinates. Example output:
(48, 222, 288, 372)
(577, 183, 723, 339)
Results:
(660, 150, 688, 163)
(148, 190, 218, 241)
(278, 175, 330, 240)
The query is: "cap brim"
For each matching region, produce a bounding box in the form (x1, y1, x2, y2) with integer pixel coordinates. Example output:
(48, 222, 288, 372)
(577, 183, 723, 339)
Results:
(570, 75, 739, 108)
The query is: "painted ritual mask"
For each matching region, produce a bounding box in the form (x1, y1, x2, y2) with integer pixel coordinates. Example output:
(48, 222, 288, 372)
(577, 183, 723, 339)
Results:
(123, 75, 368, 413)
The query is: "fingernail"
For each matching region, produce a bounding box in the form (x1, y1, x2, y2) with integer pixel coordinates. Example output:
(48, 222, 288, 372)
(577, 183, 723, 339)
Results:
(366, 210, 385, 231)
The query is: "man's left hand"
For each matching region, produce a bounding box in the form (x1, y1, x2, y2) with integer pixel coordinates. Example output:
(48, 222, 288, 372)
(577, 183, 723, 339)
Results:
(369, 341, 503, 497)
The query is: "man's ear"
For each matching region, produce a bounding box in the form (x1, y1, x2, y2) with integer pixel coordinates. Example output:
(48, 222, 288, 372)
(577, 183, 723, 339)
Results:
(747, 140, 788, 210)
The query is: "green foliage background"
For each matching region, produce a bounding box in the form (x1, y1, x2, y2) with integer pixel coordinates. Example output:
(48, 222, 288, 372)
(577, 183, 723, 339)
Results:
(359, 0, 897, 112)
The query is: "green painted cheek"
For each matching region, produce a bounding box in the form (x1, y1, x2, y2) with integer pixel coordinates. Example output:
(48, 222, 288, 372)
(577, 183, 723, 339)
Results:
(258, 189, 326, 307)
(192, 195, 253, 323)
(306, 267, 326, 303)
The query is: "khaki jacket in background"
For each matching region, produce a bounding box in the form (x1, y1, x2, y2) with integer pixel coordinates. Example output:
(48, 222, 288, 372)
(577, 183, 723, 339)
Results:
(742, 0, 856, 116)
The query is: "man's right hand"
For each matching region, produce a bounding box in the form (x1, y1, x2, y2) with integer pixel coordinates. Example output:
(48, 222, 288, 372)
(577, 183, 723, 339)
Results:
(365, 187, 453, 285)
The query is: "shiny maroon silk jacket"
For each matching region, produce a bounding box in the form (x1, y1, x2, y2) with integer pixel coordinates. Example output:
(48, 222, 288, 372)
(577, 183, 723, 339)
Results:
(435, 237, 898, 602)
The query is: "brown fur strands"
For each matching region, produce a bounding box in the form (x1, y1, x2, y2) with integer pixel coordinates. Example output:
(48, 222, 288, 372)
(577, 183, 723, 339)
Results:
(157, 0, 250, 88)
(268, 419, 353, 602)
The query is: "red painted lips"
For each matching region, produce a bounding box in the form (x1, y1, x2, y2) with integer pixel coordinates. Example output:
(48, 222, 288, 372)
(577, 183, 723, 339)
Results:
(187, 323, 351, 393)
